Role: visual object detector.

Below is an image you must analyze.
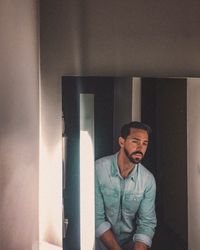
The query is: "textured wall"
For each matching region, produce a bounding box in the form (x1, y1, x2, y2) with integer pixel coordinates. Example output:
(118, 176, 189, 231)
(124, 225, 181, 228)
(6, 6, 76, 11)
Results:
(0, 1, 39, 250)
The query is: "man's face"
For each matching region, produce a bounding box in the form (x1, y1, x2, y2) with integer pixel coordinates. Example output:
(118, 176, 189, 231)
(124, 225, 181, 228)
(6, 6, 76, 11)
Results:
(120, 128, 149, 164)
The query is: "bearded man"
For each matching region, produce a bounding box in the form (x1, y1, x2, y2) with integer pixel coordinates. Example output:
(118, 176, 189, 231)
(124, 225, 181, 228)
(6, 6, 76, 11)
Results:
(95, 121, 157, 250)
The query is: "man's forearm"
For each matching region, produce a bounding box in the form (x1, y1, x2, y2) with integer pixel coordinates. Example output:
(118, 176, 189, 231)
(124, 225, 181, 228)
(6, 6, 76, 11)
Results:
(134, 241, 148, 250)
(99, 229, 121, 250)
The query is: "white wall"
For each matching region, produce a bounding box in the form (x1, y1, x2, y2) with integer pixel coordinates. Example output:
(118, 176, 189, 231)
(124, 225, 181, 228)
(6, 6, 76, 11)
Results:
(0, 1, 39, 250)
(39, 1, 84, 244)
(187, 78, 200, 250)
(39, 1, 200, 248)
(40, 0, 200, 77)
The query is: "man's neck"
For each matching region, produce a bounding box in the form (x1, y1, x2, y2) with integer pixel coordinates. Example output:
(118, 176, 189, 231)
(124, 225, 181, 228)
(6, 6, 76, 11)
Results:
(117, 151, 135, 178)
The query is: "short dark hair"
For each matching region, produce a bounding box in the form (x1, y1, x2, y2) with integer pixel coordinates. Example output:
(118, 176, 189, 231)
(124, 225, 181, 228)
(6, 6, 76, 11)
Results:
(120, 121, 152, 139)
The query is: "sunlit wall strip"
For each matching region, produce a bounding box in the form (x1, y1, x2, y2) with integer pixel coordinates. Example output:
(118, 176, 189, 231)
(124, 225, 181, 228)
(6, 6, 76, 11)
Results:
(80, 94, 95, 250)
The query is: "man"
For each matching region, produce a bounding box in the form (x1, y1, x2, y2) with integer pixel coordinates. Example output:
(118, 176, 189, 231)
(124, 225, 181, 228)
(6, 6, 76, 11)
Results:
(95, 121, 157, 250)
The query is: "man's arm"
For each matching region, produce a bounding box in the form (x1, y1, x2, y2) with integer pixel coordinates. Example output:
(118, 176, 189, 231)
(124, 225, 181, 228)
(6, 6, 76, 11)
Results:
(100, 229, 121, 250)
(95, 168, 120, 249)
(133, 175, 157, 248)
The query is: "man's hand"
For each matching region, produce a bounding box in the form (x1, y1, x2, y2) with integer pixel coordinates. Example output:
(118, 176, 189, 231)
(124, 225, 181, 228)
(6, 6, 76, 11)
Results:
(99, 229, 122, 250)
(134, 241, 148, 250)
(121, 241, 134, 250)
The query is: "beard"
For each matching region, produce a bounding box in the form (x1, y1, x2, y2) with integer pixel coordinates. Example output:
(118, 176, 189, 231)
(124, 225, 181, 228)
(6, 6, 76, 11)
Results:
(124, 148, 144, 164)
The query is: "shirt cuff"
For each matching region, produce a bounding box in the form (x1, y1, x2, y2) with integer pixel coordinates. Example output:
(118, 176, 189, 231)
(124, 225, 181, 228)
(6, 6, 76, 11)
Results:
(96, 221, 111, 238)
(133, 233, 152, 247)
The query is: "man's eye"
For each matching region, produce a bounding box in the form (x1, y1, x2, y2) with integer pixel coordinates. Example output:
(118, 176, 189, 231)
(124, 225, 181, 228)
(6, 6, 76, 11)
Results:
(131, 140, 138, 143)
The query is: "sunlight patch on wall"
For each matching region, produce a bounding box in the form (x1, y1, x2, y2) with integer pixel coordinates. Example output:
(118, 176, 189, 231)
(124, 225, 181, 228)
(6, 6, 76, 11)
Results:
(39, 135, 62, 246)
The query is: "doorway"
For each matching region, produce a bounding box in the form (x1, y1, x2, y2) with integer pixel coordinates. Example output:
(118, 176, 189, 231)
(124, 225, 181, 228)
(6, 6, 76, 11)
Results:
(62, 77, 115, 249)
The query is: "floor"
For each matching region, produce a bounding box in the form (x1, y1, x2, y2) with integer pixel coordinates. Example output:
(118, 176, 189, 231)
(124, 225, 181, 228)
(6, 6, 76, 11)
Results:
(32, 241, 62, 250)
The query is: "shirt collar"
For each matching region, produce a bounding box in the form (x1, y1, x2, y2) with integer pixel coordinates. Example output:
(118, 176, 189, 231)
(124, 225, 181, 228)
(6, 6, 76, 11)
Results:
(111, 152, 139, 181)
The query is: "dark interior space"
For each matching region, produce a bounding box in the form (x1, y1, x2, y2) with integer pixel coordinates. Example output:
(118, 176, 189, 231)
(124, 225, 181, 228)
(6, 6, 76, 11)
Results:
(141, 78, 188, 250)
(62, 77, 188, 250)
(62, 79, 80, 250)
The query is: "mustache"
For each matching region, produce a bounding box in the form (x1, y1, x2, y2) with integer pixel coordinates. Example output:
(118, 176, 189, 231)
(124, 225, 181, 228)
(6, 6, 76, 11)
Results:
(130, 151, 144, 157)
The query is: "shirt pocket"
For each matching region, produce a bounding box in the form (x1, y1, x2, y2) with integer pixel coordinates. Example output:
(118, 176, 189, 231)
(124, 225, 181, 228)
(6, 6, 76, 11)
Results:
(123, 193, 143, 214)
(101, 187, 119, 211)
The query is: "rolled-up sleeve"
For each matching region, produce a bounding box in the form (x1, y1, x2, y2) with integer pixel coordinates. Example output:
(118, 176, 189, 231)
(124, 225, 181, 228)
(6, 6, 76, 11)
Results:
(95, 169, 111, 237)
(133, 175, 157, 247)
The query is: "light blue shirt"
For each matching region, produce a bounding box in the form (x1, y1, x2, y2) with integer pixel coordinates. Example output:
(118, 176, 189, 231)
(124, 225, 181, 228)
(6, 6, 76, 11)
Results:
(95, 152, 157, 247)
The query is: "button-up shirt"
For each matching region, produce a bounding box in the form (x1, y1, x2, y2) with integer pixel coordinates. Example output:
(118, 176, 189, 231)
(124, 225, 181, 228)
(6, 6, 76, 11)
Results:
(95, 152, 157, 247)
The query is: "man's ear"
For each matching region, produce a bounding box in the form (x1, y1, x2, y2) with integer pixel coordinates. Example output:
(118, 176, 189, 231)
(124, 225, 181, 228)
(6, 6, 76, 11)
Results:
(119, 137, 125, 147)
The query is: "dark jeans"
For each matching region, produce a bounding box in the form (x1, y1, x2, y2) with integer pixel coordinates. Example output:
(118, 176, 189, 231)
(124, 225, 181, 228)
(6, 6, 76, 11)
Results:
(95, 238, 134, 250)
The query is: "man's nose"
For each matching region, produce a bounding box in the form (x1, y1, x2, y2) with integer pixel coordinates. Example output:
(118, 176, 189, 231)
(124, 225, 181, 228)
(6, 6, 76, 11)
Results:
(136, 142, 143, 150)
